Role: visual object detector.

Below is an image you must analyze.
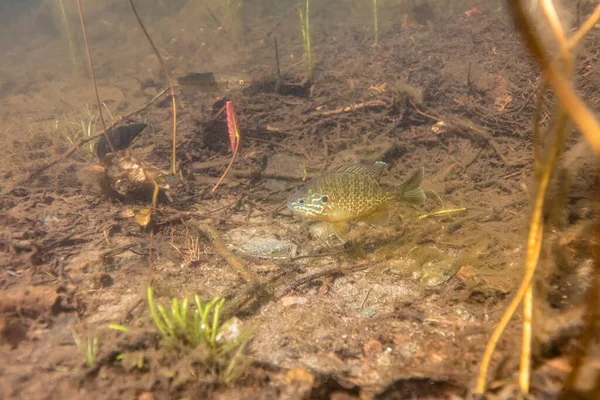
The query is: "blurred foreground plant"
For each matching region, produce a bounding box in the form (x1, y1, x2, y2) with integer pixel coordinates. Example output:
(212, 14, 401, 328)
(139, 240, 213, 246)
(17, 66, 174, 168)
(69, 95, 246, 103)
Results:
(72, 330, 98, 367)
(147, 286, 251, 383)
(475, 0, 600, 396)
(147, 286, 226, 348)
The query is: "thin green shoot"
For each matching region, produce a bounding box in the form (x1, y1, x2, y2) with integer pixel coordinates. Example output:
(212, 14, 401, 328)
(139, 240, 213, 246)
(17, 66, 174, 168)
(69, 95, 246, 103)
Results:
(58, 0, 80, 74)
(373, 0, 379, 45)
(147, 286, 227, 348)
(72, 330, 98, 367)
(298, 0, 313, 82)
(108, 324, 129, 332)
(64, 104, 98, 158)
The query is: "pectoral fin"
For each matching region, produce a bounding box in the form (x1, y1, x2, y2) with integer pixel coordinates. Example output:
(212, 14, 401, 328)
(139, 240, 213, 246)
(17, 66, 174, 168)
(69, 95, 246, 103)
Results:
(330, 221, 349, 243)
(359, 204, 391, 226)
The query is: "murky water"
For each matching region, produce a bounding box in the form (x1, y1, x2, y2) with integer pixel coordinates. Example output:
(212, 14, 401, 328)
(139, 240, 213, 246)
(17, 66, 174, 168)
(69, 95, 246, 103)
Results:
(1, 1, 597, 398)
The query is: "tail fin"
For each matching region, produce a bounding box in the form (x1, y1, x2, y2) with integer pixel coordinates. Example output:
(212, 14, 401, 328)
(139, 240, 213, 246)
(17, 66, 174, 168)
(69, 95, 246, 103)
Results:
(397, 167, 426, 206)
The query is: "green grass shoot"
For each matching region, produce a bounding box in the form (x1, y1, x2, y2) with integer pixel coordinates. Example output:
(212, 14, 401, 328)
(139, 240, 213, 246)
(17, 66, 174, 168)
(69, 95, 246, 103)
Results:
(147, 286, 226, 348)
(298, 0, 313, 82)
(72, 330, 98, 367)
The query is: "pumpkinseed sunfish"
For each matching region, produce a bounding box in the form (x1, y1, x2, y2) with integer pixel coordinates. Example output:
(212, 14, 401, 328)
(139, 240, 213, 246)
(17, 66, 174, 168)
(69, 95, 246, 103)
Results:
(287, 162, 425, 242)
(177, 72, 252, 92)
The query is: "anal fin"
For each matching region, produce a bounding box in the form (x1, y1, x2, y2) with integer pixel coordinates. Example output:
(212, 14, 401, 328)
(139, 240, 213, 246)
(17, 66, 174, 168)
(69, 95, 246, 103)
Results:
(359, 204, 391, 226)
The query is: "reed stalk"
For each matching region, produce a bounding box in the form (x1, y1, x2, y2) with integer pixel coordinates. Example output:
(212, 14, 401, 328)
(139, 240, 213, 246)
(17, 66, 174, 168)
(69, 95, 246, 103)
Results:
(475, 0, 600, 394)
(298, 0, 313, 82)
(373, 0, 379, 44)
(58, 0, 80, 75)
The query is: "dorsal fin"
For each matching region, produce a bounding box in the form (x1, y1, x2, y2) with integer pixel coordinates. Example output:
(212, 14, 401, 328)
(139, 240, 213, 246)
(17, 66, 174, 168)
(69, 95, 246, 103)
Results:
(329, 161, 387, 181)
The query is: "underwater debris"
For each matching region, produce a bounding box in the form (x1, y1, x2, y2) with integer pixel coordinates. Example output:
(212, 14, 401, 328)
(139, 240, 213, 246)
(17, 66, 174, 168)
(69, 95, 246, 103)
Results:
(101, 151, 170, 201)
(96, 123, 147, 159)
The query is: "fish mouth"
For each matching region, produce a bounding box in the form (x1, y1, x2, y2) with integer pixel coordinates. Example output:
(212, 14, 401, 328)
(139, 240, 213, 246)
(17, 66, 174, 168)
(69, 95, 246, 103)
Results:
(286, 200, 295, 211)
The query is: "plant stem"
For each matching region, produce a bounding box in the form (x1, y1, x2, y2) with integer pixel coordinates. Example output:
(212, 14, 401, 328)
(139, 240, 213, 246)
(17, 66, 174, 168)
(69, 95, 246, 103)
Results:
(273, 36, 281, 93)
(305, 0, 312, 81)
(128, 0, 178, 175)
(75, 0, 115, 155)
(298, 1, 312, 82)
(373, 0, 378, 44)
(58, 0, 79, 74)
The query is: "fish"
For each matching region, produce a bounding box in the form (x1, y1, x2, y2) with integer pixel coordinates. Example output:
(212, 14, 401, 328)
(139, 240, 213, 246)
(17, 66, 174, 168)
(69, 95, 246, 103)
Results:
(286, 161, 426, 242)
(176, 72, 252, 92)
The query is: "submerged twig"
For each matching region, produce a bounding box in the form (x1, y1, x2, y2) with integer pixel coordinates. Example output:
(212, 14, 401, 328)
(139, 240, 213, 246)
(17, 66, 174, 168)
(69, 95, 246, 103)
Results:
(276, 263, 373, 298)
(418, 208, 466, 220)
(373, 0, 379, 45)
(75, 0, 115, 155)
(273, 36, 282, 93)
(190, 221, 256, 283)
(129, 0, 178, 175)
(206, 5, 223, 29)
(303, 100, 387, 121)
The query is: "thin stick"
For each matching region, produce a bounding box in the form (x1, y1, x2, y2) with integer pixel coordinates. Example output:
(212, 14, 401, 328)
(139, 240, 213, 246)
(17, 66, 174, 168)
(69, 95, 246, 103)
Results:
(303, 100, 387, 121)
(273, 36, 282, 93)
(373, 0, 379, 45)
(568, 2, 600, 51)
(190, 221, 256, 283)
(417, 208, 466, 220)
(76, 0, 115, 154)
(206, 5, 223, 29)
(128, 0, 178, 175)
(276, 263, 372, 298)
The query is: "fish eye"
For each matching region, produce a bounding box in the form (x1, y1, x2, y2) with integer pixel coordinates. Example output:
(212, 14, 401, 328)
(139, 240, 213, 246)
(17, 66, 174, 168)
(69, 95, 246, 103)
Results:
(298, 197, 306, 204)
(239, 79, 245, 86)
(321, 195, 329, 203)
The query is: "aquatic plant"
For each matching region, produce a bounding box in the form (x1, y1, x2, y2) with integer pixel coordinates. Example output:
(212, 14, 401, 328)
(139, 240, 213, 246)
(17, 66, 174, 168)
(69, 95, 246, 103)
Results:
(147, 286, 226, 348)
(475, 1, 600, 396)
(212, 101, 242, 192)
(373, 0, 379, 44)
(63, 104, 99, 160)
(298, 0, 313, 82)
(72, 330, 98, 367)
(146, 286, 250, 383)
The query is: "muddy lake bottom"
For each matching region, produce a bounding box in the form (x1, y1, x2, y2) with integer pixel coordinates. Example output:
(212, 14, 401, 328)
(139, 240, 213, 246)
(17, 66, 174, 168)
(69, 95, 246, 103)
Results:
(1, 1, 599, 399)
